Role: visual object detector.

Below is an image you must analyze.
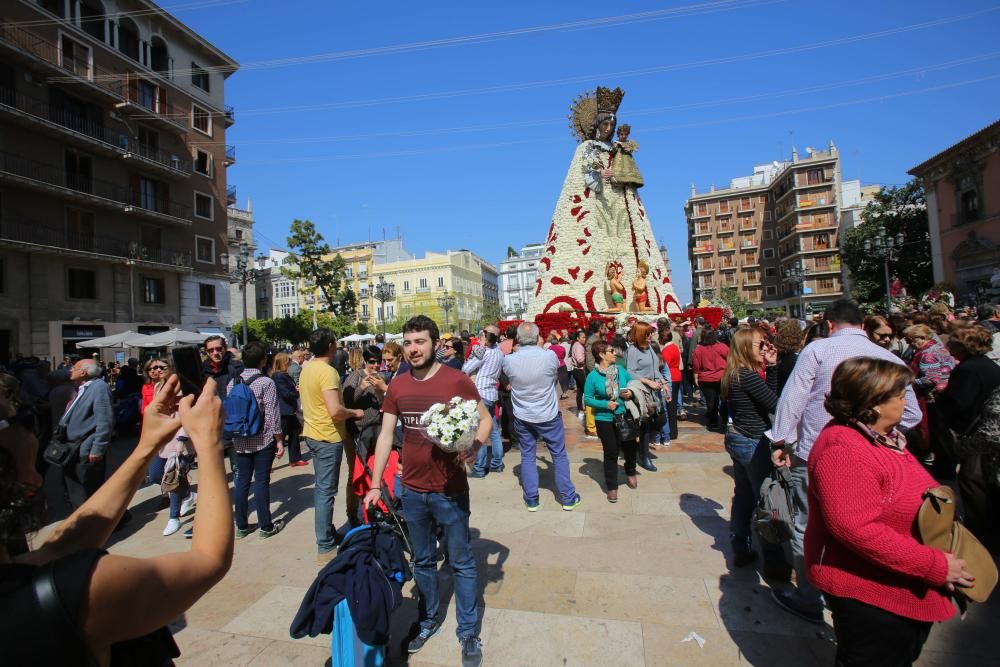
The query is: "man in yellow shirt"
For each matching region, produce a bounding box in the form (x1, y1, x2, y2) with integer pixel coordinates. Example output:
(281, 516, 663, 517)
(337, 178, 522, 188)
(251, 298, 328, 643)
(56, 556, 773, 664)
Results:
(300, 328, 364, 563)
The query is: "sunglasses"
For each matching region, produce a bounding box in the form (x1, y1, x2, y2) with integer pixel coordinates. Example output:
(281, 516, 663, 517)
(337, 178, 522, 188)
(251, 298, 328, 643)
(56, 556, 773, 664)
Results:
(443, 344, 454, 349)
(875, 332, 893, 340)
(149, 365, 168, 371)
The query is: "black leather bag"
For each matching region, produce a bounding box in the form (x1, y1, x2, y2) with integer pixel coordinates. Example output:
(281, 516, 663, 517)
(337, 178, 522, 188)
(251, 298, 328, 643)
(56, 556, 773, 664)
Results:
(614, 410, 640, 442)
(43, 426, 78, 468)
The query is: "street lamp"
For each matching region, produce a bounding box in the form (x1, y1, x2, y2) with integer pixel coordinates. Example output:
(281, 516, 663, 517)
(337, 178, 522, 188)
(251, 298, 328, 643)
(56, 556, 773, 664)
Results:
(785, 262, 812, 318)
(222, 242, 268, 346)
(863, 227, 905, 314)
(372, 274, 395, 337)
(438, 290, 456, 333)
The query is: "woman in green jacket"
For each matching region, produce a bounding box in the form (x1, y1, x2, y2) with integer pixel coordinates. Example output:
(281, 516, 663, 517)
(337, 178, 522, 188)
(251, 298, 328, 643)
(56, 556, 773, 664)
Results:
(584, 340, 638, 502)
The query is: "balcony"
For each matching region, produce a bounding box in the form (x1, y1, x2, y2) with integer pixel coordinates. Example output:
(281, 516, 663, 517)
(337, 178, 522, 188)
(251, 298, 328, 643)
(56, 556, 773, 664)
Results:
(0, 150, 192, 226)
(416, 286, 431, 293)
(0, 21, 124, 102)
(739, 218, 757, 230)
(226, 185, 237, 206)
(737, 202, 755, 214)
(742, 255, 760, 268)
(739, 240, 759, 250)
(0, 214, 192, 271)
(717, 223, 735, 234)
(116, 73, 187, 133)
(796, 193, 835, 210)
(690, 207, 710, 219)
(0, 87, 191, 178)
(717, 242, 736, 253)
(224, 145, 236, 166)
(694, 263, 714, 272)
(692, 243, 714, 255)
(223, 104, 235, 127)
(693, 224, 712, 236)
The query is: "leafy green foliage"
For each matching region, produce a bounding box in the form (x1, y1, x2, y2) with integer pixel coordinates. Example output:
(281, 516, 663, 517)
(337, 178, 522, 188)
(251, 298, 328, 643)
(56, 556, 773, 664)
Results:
(840, 180, 932, 306)
(284, 219, 356, 317)
(716, 287, 752, 319)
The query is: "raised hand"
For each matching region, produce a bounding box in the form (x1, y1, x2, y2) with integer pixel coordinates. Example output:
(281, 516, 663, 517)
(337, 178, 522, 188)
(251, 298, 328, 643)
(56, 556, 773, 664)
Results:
(179, 378, 223, 457)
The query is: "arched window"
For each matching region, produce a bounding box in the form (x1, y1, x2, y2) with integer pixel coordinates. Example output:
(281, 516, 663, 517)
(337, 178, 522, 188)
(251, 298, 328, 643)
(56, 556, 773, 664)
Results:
(150, 36, 169, 74)
(117, 17, 140, 62)
(80, 0, 106, 42)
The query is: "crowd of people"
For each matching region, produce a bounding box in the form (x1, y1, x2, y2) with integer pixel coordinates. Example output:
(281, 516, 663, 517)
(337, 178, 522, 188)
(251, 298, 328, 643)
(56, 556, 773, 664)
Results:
(0, 299, 998, 666)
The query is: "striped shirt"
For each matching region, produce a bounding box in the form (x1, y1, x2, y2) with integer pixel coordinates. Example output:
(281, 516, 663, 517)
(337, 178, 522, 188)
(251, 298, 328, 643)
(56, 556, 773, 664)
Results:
(728, 367, 778, 441)
(462, 344, 503, 403)
(226, 369, 282, 454)
(767, 327, 922, 460)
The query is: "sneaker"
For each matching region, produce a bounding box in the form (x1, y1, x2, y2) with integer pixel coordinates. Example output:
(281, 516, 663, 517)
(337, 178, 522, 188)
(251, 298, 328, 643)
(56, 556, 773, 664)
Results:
(179, 492, 197, 517)
(317, 549, 336, 565)
(468, 471, 486, 479)
(183, 527, 193, 539)
(289, 460, 309, 468)
(259, 519, 285, 539)
(163, 518, 181, 536)
(524, 498, 540, 512)
(490, 464, 505, 473)
(460, 635, 484, 667)
(561, 494, 582, 511)
(407, 621, 441, 654)
(577, 412, 585, 423)
(235, 527, 251, 540)
(770, 589, 825, 625)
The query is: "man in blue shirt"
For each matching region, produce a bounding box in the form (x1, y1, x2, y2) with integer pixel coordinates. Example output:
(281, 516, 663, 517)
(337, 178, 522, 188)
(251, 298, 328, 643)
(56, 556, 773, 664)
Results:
(462, 324, 505, 477)
(502, 322, 580, 512)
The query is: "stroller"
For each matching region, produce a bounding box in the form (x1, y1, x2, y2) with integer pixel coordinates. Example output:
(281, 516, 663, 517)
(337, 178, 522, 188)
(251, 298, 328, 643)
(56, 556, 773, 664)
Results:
(291, 426, 415, 667)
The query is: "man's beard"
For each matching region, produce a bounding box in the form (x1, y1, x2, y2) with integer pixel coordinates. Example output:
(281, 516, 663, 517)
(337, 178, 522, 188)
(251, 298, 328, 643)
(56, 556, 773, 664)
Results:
(409, 353, 435, 370)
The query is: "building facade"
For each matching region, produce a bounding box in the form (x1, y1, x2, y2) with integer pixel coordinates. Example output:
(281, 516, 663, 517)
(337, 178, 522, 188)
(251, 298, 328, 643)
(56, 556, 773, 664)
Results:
(499, 243, 543, 318)
(908, 119, 1000, 303)
(0, 0, 237, 361)
(226, 199, 256, 323)
(685, 143, 845, 316)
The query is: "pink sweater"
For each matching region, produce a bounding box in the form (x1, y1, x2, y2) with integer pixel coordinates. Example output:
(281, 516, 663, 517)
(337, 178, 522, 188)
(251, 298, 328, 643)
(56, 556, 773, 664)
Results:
(805, 423, 954, 622)
(692, 342, 729, 383)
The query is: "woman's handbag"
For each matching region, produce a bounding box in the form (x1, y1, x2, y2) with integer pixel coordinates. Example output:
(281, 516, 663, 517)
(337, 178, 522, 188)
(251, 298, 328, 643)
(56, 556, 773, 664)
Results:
(614, 410, 640, 442)
(917, 486, 997, 604)
(42, 425, 78, 467)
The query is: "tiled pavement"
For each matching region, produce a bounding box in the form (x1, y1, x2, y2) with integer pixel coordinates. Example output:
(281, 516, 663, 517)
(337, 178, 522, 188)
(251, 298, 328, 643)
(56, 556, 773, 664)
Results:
(49, 396, 999, 666)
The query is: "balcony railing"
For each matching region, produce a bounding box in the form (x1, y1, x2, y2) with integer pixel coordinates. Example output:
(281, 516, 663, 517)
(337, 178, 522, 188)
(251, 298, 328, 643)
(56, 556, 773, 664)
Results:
(693, 243, 714, 254)
(0, 21, 125, 99)
(120, 73, 188, 131)
(223, 104, 235, 125)
(0, 150, 192, 222)
(226, 184, 236, 205)
(0, 86, 191, 174)
(224, 144, 236, 165)
(0, 215, 192, 268)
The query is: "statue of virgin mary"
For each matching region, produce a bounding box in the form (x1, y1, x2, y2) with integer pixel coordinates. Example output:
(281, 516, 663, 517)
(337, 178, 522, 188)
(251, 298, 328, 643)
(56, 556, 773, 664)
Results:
(527, 86, 681, 317)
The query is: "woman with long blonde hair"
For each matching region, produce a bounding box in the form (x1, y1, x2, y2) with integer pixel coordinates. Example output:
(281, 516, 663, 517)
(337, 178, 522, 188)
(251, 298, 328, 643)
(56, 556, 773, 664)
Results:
(271, 352, 304, 467)
(720, 328, 789, 577)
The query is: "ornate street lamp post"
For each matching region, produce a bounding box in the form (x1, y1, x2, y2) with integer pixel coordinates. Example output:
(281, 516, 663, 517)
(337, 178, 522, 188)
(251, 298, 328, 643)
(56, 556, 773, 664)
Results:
(221, 242, 268, 346)
(438, 290, 456, 333)
(864, 227, 905, 314)
(372, 274, 395, 337)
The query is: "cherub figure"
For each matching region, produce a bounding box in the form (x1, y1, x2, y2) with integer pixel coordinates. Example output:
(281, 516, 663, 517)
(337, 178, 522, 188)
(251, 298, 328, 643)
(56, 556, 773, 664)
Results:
(605, 262, 626, 312)
(631, 260, 654, 312)
(611, 123, 644, 188)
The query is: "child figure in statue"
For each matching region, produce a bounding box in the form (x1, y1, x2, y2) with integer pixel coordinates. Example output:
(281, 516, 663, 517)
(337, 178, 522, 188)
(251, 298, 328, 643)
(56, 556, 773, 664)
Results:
(605, 262, 626, 312)
(632, 260, 654, 312)
(611, 124, 644, 188)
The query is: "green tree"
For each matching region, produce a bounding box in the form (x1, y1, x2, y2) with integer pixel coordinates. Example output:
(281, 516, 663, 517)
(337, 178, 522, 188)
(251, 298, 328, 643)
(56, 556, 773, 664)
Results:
(716, 287, 752, 319)
(356, 321, 369, 335)
(284, 220, 357, 318)
(475, 302, 503, 330)
(840, 180, 932, 306)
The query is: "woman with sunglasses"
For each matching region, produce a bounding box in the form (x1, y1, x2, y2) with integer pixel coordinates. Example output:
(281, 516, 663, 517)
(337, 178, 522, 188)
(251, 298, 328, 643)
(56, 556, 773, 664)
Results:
(864, 316, 895, 351)
(140, 358, 170, 415)
(442, 339, 465, 370)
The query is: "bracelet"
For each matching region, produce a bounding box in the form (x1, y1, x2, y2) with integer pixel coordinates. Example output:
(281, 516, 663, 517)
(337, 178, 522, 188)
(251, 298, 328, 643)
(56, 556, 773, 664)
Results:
(770, 442, 786, 451)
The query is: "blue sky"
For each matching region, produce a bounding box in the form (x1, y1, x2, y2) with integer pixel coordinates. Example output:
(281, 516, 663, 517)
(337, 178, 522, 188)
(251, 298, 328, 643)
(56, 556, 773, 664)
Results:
(177, 0, 1000, 305)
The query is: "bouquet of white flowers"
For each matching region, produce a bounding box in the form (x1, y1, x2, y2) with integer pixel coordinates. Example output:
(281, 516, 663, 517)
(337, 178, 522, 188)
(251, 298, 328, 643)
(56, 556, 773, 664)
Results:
(420, 397, 480, 454)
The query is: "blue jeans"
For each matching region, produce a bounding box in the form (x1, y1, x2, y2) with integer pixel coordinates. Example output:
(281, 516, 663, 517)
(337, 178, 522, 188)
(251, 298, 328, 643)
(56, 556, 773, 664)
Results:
(788, 452, 824, 610)
(147, 454, 192, 519)
(234, 444, 276, 531)
(512, 415, 578, 504)
(305, 437, 344, 552)
(723, 431, 785, 569)
(400, 486, 479, 640)
(472, 399, 504, 475)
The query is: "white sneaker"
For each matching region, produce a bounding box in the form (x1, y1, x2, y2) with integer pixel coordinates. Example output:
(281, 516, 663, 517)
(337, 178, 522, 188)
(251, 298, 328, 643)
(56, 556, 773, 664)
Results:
(577, 412, 585, 423)
(163, 518, 181, 536)
(179, 492, 197, 517)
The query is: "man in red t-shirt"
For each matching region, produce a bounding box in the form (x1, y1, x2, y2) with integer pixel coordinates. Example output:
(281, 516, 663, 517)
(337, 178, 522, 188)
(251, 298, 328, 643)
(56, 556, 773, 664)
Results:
(364, 315, 491, 666)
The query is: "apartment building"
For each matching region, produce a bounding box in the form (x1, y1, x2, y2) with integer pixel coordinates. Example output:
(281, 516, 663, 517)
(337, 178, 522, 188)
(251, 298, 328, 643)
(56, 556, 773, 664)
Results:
(499, 242, 543, 318)
(226, 198, 256, 321)
(685, 143, 844, 316)
(908, 118, 1000, 301)
(0, 0, 237, 360)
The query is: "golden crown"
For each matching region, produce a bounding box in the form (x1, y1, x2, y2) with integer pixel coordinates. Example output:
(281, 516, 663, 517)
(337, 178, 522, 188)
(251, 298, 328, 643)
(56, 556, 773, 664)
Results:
(567, 86, 626, 142)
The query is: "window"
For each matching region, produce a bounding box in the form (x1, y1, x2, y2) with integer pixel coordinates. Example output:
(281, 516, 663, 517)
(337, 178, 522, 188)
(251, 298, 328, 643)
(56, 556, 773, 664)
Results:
(419, 278, 427, 289)
(807, 169, 823, 185)
(819, 278, 835, 291)
(345, 267, 353, 279)
(815, 233, 830, 249)
(765, 267, 777, 277)
(192, 105, 211, 135)
(718, 200, 730, 213)
(279, 303, 297, 317)
(198, 283, 216, 308)
(194, 192, 214, 220)
(815, 255, 830, 268)
(762, 229, 773, 240)
(763, 248, 775, 259)
(960, 187, 980, 222)
(194, 149, 212, 176)
(143, 277, 165, 304)
(765, 285, 778, 297)
(759, 194, 768, 204)
(66, 209, 95, 252)
(696, 202, 708, 215)
(195, 236, 215, 264)
(141, 225, 162, 254)
(403, 280, 410, 291)
(746, 270, 758, 282)
(59, 35, 91, 79)
(137, 80, 157, 111)
(437, 276, 445, 288)
(740, 196, 751, 209)
(191, 62, 209, 92)
(361, 304, 369, 317)
(67, 268, 96, 299)
(138, 176, 158, 211)
(65, 152, 93, 193)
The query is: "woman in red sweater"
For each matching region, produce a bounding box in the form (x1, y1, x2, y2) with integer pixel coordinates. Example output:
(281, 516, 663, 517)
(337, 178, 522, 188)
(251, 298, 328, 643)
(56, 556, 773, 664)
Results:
(806, 357, 973, 666)
(691, 328, 729, 430)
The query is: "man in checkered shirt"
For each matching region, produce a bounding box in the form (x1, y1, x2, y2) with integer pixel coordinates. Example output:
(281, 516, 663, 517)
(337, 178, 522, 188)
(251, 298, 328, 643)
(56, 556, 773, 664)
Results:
(227, 340, 285, 539)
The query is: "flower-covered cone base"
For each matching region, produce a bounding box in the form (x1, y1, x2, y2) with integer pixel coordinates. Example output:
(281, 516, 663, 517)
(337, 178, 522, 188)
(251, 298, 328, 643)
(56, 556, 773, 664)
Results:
(527, 140, 682, 318)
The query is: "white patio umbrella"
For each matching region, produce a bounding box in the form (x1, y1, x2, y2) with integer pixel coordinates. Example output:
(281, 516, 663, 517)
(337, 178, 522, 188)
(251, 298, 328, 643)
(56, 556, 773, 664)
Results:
(340, 334, 363, 343)
(75, 330, 151, 349)
(357, 334, 376, 341)
(136, 328, 210, 348)
(385, 332, 404, 340)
